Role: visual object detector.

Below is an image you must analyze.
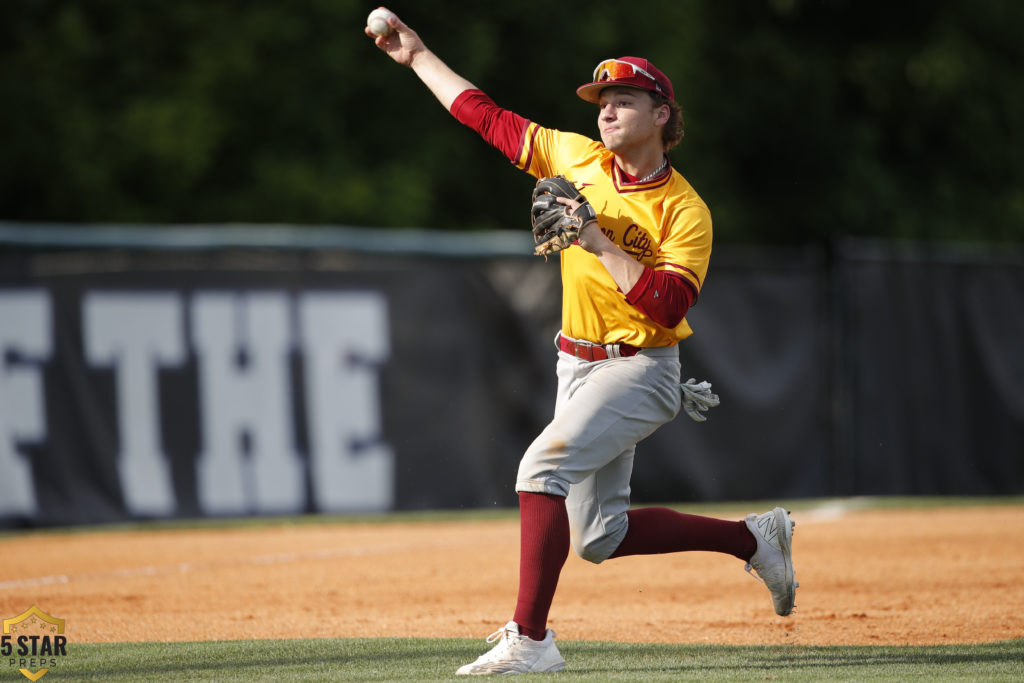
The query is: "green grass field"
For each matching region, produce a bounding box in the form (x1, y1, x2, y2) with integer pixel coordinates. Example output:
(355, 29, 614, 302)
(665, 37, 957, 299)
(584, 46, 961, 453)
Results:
(6, 497, 1024, 681)
(41, 637, 1024, 681)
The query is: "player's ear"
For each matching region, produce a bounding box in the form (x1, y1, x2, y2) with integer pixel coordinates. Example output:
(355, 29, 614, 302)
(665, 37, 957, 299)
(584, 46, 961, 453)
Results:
(650, 94, 670, 125)
(654, 103, 670, 126)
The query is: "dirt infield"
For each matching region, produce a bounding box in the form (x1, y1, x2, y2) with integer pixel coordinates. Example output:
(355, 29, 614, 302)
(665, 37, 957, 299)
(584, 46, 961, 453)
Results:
(1, 504, 1022, 646)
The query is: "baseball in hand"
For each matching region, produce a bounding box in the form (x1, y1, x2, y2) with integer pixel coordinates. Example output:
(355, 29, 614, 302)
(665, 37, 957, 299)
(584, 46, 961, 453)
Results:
(367, 8, 395, 37)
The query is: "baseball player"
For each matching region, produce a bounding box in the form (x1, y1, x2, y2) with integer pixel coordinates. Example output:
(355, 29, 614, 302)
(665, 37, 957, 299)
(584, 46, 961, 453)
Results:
(366, 8, 798, 675)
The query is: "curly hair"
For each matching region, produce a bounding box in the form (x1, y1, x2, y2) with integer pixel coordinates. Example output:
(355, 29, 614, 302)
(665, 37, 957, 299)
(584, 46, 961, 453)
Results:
(651, 93, 684, 151)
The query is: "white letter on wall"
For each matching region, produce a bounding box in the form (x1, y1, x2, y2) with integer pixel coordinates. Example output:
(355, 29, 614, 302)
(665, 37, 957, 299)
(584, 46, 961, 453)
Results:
(84, 292, 183, 516)
(0, 291, 51, 517)
(300, 292, 393, 512)
(192, 292, 303, 515)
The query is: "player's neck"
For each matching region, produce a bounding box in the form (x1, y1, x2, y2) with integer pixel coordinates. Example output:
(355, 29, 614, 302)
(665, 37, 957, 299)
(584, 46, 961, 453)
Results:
(615, 150, 668, 183)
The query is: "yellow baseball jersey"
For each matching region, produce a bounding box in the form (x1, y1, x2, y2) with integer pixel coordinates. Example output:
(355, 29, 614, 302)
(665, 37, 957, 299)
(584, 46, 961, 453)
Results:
(515, 124, 712, 347)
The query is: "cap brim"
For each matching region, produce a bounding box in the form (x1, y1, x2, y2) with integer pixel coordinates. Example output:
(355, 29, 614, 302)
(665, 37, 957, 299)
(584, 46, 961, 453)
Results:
(576, 82, 606, 103)
(576, 80, 665, 104)
(577, 81, 655, 102)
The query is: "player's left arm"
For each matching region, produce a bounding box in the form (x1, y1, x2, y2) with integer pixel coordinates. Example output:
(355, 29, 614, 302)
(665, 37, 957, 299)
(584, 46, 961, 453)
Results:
(576, 224, 645, 293)
(638, 203, 712, 328)
(624, 268, 695, 329)
(577, 203, 711, 329)
(578, 229, 693, 329)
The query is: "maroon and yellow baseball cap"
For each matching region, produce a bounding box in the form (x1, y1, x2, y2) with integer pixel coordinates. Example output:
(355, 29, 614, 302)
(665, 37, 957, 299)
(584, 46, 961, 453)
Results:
(576, 57, 674, 103)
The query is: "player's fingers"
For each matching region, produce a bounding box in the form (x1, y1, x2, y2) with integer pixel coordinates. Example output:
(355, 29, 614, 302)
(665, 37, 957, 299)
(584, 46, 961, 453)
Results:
(368, 29, 403, 56)
(383, 8, 415, 34)
(377, 7, 413, 39)
(364, 24, 389, 47)
(555, 196, 580, 213)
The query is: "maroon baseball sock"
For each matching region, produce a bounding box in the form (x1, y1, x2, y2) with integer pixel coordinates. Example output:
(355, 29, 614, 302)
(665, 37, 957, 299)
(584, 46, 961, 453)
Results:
(608, 507, 756, 561)
(512, 491, 569, 642)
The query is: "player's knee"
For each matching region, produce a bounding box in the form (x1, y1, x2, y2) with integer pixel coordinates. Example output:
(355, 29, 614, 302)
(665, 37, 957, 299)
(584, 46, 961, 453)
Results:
(573, 542, 607, 564)
(568, 513, 627, 564)
(570, 531, 613, 564)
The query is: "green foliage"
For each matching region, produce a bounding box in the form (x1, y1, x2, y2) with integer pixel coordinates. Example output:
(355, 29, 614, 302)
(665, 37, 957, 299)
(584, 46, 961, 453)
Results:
(58, 638, 1024, 681)
(682, 0, 1024, 243)
(0, 0, 1021, 242)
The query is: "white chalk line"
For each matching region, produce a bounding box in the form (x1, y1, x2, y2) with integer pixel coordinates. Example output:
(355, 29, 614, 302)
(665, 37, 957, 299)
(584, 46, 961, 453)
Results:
(0, 536, 479, 591)
(797, 496, 877, 523)
(2, 500, 876, 591)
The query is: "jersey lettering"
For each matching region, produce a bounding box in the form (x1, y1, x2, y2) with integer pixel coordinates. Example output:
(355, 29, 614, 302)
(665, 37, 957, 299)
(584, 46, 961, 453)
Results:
(622, 224, 655, 261)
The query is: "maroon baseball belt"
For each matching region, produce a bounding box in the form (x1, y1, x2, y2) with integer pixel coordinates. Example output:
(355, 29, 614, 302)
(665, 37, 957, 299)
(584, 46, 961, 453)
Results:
(558, 334, 641, 362)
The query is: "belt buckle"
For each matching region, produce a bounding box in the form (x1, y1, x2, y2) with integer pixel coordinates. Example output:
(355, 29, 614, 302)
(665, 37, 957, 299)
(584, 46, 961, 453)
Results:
(573, 340, 590, 361)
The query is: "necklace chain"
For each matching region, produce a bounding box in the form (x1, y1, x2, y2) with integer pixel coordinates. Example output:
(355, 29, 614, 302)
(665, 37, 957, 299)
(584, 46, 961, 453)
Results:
(637, 158, 668, 183)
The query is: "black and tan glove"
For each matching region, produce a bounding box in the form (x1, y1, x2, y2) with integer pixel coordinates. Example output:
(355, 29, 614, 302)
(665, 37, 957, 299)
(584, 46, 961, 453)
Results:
(530, 175, 598, 258)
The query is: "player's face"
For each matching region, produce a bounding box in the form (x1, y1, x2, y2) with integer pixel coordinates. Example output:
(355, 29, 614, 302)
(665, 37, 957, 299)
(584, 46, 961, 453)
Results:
(597, 87, 665, 154)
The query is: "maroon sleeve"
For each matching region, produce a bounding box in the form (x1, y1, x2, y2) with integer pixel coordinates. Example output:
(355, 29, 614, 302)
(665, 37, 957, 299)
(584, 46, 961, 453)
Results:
(625, 268, 696, 329)
(450, 89, 530, 164)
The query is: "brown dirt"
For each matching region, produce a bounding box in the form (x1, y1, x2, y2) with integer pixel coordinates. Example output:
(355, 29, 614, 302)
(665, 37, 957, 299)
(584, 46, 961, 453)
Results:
(1, 504, 1022, 645)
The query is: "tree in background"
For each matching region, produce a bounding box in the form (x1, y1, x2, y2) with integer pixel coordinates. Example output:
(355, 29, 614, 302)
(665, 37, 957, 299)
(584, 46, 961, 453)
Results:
(0, 0, 1020, 243)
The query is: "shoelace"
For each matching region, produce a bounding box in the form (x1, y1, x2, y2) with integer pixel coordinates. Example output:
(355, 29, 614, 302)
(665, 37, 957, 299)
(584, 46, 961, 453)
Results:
(486, 626, 514, 645)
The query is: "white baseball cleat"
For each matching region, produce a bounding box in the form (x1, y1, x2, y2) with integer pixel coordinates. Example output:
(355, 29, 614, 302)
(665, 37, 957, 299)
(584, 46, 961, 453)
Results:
(456, 621, 566, 675)
(744, 507, 799, 616)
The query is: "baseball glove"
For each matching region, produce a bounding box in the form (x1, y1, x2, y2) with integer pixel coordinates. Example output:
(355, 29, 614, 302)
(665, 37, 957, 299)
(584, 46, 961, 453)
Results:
(530, 175, 597, 258)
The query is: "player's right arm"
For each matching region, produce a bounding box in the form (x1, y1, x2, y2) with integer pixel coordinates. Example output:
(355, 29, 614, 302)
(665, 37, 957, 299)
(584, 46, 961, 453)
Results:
(366, 8, 531, 163)
(365, 8, 476, 111)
